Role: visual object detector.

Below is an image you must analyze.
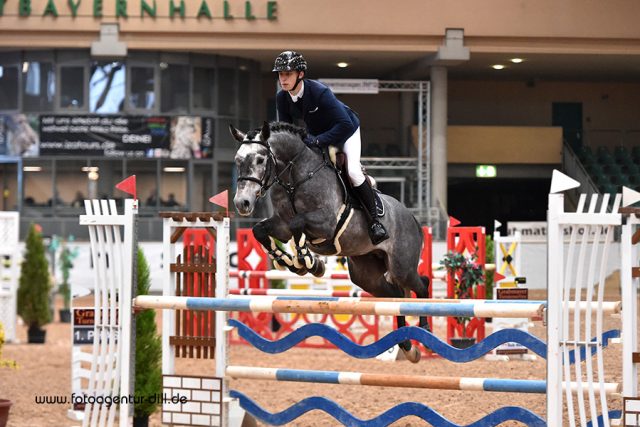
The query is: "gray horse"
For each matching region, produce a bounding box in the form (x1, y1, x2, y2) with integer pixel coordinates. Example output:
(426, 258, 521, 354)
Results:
(230, 122, 430, 362)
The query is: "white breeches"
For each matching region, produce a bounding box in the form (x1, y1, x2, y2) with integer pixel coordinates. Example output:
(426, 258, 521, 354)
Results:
(343, 127, 365, 186)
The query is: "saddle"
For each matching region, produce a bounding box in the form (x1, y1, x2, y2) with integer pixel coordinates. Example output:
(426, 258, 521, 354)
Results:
(307, 146, 385, 255)
(330, 148, 385, 217)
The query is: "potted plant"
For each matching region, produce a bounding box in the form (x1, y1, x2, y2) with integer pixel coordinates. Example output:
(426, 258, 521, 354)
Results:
(440, 250, 485, 349)
(17, 224, 52, 343)
(57, 237, 78, 323)
(134, 247, 162, 427)
(0, 321, 17, 427)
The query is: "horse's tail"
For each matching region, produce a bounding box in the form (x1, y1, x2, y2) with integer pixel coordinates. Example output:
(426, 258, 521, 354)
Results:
(412, 215, 425, 248)
(412, 215, 431, 298)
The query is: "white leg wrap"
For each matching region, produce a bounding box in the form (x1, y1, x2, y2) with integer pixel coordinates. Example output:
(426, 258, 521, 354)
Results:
(304, 254, 314, 270)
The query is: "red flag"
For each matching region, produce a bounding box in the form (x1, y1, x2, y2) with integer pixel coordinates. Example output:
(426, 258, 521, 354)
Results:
(449, 216, 461, 227)
(209, 190, 229, 216)
(494, 272, 506, 283)
(115, 175, 137, 200)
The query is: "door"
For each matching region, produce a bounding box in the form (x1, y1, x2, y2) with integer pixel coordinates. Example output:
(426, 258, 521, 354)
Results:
(552, 102, 583, 151)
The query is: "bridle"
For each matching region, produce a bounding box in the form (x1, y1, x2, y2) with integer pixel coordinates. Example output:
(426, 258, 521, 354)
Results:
(237, 137, 333, 213)
(236, 139, 277, 197)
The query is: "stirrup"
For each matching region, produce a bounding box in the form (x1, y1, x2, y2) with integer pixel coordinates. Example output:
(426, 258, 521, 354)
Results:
(369, 222, 389, 245)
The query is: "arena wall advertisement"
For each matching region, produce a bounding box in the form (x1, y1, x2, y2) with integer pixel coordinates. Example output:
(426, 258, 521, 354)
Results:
(0, 114, 214, 158)
(36, 115, 213, 158)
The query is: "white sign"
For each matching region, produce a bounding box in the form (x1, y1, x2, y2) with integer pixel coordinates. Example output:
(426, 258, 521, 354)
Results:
(507, 221, 607, 243)
(507, 221, 547, 242)
(319, 79, 379, 94)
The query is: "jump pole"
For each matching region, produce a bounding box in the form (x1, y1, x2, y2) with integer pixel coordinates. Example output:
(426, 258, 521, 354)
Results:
(134, 295, 545, 318)
(226, 366, 621, 396)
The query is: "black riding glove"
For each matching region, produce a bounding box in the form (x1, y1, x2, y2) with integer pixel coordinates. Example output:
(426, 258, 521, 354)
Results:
(303, 134, 320, 148)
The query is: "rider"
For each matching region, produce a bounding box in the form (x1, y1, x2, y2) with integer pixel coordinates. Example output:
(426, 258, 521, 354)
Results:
(273, 50, 389, 245)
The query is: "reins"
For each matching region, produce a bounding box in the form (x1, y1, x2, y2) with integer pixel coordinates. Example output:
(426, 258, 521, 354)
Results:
(237, 137, 334, 214)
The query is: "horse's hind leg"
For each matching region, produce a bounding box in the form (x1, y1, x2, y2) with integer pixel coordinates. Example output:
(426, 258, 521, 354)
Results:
(348, 255, 421, 363)
(389, 266, 433, 353)
(417, 276, 432, 332)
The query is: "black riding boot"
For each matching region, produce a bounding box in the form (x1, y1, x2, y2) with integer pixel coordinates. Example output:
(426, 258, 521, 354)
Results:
(354, 180, 389, 245)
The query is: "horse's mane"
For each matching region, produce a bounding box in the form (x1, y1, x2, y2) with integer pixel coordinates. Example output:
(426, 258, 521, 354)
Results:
(246, 122, 308, 142)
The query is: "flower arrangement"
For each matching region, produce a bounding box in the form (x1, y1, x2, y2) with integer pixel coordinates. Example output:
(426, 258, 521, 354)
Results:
(0, 322, 17, 369)
(440, 250, 485, 336)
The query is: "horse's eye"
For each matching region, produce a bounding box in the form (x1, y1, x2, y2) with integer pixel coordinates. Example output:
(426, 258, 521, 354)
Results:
(256, 158, 265, 165)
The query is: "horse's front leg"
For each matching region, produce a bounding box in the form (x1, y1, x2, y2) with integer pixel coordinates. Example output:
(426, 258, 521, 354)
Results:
(252, 217, 307, 275)
(288, 213, 326, 278)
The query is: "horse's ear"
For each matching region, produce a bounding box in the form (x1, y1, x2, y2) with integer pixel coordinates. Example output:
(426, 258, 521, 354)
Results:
(260, 121, 270, 142)
(229, 125, 246, 143)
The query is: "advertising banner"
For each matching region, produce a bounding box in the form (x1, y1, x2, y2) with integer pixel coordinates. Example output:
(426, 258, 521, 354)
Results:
(38, 115, 213, 158)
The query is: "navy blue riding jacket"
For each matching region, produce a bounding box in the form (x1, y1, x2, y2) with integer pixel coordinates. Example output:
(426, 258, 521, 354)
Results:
(276, 79, 360, 148)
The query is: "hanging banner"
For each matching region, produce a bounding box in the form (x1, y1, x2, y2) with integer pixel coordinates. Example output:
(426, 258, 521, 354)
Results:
(38, 115, 213, 158)
(319, 78, 379, 94)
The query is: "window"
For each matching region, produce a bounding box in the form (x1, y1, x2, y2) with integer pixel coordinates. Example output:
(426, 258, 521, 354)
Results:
(238, 69, 250, 117)
(22, 61, 55, 112)
(127, 159, 159, 211)
(160, 160, 187, 209)
(160, 63, 189, 113)
(130, 66, 155, 110)
(192, 162, 213, 211)
(54, 159, 88, 213)
(0, 65, 19, 110)
(217, 68, 236, 116)
(192, 67, 215, 110)
(90, 61, 125, 113)
(23, 159, 53, 210)
(215, 118, 236, 150)
(60, 66, 84, 108)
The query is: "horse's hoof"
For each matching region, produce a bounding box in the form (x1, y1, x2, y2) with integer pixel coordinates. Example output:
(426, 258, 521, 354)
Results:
(273, 260, 286, 271)
(292, 256, 304, 269)
(402, 346, 421, 363)
(310, 261, 325, 278)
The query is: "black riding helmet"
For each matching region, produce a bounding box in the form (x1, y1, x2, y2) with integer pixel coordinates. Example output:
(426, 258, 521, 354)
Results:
(272, 51, 308, 73)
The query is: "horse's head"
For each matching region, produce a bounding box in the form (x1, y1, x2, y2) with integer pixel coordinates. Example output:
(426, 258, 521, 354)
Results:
(230, 122, 271, 216)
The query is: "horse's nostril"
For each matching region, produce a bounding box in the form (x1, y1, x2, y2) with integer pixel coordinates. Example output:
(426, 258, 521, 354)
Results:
(242, 200, 250, 209)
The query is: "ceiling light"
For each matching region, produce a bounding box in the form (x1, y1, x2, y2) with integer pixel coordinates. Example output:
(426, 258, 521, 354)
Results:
(163, 167, 185, 173)
(81, 166, 99, 172)
(23, 166, 42, 172)
(22, 62, 29, 73)
(492, 64, 506, 70)
(336, 62, 349, 68)
(510, 58, 524, 64)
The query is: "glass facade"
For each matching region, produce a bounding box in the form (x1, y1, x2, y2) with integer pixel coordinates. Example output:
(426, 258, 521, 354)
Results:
(0, 50, 259, 239)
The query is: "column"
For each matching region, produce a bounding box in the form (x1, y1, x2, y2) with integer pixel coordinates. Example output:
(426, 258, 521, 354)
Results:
(430, 65, 448, 214)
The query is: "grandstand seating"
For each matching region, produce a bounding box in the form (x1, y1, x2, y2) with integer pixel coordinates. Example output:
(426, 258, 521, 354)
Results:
(576, 145, 640, 197)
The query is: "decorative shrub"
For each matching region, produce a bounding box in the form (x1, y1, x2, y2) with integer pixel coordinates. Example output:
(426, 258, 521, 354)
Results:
(134, 247, 162, 421)
(17, 224, 51, 330)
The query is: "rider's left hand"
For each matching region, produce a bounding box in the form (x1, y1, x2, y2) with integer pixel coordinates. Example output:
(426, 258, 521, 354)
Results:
(303, 134, 320, 147)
